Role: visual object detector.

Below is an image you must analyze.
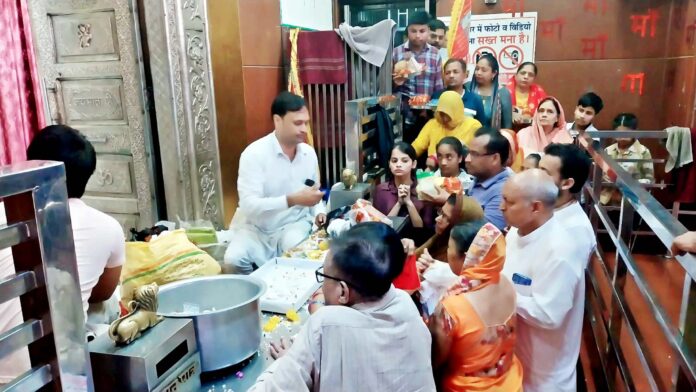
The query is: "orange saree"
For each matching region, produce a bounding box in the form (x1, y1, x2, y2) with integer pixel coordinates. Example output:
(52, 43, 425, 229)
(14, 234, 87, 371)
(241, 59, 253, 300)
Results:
(436, 223, 523, 391)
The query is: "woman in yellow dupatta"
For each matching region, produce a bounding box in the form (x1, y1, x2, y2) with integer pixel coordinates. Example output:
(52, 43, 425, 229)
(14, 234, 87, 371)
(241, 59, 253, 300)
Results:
(429, 221, 523, 392)
(412, 91, 482, 168)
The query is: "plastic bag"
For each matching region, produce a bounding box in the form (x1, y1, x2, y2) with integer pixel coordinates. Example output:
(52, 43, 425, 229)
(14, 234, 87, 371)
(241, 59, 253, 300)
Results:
(419, 261, 458, 316)
(121, 229, 221, 303)
(348, 199, 393, 226)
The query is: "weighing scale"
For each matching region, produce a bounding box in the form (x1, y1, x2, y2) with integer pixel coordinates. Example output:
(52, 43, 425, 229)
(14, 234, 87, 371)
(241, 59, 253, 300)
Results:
(89, 318, 201, 392)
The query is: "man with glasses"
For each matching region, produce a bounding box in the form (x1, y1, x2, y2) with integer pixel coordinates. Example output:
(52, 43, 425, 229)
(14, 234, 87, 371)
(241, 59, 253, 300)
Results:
(249, 222, 436, 391)
(464, 127, 512, 230)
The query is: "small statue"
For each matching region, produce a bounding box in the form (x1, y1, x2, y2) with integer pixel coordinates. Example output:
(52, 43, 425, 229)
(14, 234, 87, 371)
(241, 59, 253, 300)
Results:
(341, 168, 357, 190)
(108, 283, 163, 345)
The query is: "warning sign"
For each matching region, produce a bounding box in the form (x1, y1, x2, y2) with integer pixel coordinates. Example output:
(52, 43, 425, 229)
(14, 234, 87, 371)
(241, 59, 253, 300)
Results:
(472, 46, 497, 64)
(441, 12, 537, 85)
(500, 45, 524, 70)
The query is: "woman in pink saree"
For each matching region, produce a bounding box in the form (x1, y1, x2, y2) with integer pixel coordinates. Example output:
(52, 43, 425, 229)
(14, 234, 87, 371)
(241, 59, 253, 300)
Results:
(517, 96, 572, 155)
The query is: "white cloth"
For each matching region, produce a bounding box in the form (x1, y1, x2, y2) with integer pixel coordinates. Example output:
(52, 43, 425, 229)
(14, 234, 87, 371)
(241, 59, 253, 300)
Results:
(502, 216, 584, 392)
(223, 220, 311, 274)
(555, 201, 596, 269)
(249, 287, 436, 392)
(438, 47, 449, 62)
(226, 131, 325, 272)
(69, 198, 125, 316)
(665, 126, 693, 172)
(0, 204, 31, 384)
(335, 20, 396, 66)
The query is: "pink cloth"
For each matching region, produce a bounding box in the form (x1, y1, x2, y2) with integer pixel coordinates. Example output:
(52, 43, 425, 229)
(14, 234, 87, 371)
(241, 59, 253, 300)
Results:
(517, 96, 572, 154)
(0, 0, 44, 166)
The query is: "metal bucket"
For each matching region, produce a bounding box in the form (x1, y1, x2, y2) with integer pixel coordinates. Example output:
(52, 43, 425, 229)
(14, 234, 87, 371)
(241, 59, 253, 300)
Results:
(157, 275, 266, 372)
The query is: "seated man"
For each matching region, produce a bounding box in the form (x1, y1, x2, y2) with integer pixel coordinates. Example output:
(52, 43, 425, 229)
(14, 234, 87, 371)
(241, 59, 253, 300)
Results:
(431, 58, 486, 124)
(249, 222, 436, 391)
(464, 127, 511, 229)
(224, 92, 326, 274)
(500, 169, 584, 391)
(26, 125, 125, 331)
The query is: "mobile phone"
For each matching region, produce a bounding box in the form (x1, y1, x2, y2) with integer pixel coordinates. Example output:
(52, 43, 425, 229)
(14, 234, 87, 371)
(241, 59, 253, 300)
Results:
(304, 179, 316, 187)
(512, 273, 532, 286)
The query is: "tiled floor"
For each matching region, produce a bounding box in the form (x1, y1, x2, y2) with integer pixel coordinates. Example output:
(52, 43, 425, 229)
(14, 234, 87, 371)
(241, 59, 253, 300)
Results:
(582, 251, 688, 391)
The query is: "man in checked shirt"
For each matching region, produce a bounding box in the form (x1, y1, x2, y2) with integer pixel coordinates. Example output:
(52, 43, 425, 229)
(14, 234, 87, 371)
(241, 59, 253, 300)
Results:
(393, 11, 444, 144)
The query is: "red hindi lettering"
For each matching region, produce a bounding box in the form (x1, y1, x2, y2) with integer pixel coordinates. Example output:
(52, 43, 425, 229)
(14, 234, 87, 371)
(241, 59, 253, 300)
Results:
(630, 9, 659, 38)
(621, 73, 645, 96)
(581, 34, 608, 59)
(539, 17, 565, 40)
(584, 0, 608, 15)
(687, 22, 696, 46)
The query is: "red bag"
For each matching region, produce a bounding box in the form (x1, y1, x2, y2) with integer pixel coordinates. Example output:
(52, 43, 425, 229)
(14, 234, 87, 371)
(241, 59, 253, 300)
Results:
(393, 254, 420, 291)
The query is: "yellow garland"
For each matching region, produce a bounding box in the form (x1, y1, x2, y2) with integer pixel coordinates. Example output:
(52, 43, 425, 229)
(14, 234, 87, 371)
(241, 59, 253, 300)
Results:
(288, 28, 314, 147)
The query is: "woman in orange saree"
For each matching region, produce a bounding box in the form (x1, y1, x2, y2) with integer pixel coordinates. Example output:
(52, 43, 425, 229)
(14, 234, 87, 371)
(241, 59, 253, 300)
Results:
(429, 221, 523, 392)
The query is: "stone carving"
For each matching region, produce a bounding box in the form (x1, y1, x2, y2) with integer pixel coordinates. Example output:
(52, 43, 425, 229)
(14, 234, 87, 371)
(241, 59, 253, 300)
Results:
(67, 87, 123, 121)
(183, 0, 202, 22)
(29, 0, 157, 228)
(95, 169, 114, 187)
(77, 23, 92, 48)
(199, 161, 219, 220)
(187, 32, 213, 153)
(165, 0, 194, 216)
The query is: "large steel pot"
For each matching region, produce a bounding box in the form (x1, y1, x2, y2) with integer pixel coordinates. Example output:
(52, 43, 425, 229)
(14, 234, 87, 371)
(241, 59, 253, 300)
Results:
(157, 275, 266, 372)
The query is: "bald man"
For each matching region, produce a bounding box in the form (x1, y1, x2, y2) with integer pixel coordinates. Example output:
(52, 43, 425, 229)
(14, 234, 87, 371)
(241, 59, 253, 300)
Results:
(500, 169, 585, 392)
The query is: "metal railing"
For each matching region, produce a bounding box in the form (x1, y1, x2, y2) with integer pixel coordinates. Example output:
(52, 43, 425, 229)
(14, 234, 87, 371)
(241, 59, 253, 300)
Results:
(579, 131, 696, 391)
(0, 161, 94, 391)
(344, 96, 402, 182)
(304, 39, 394, 188)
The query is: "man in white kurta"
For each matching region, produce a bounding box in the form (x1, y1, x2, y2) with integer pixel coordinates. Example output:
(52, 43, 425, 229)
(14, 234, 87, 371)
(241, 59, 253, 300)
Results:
(500, 170, 584, 392)
(541, 143, 596, 269)
(224, 92, 326, 274)
(249, 223, 436, 391)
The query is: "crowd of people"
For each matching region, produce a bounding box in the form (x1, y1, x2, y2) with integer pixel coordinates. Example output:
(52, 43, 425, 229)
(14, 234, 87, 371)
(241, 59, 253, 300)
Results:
(234, 12, 669, 392)
(0, 10, 683, 391)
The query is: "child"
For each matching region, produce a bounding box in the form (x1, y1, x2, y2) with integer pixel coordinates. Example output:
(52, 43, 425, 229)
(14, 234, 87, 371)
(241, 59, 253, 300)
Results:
(373, 142, 435, 230)
(523, 153, 541, 171)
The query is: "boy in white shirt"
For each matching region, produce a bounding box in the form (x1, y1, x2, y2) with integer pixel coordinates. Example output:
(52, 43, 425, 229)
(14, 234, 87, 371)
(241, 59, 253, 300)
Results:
(26, 125, 125, 328)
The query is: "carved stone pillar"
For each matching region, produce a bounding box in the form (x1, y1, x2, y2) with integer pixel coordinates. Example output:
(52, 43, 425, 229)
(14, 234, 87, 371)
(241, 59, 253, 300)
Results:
(141, 0, 225, 228)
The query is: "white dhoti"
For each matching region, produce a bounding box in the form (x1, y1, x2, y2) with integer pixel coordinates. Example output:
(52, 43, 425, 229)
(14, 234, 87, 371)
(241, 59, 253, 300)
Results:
(223, 220, 312, 274)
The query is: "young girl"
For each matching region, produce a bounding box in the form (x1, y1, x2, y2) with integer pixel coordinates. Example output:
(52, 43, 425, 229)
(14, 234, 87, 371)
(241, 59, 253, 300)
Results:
(425, 137, 475, 205)
(600, 113, 654, 204)
(373, 142, 435, 230)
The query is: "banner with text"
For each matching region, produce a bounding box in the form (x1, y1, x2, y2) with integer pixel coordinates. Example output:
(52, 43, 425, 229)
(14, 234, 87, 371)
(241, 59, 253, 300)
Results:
(441, 13, 538, 85)
(468, 13, 537, 85)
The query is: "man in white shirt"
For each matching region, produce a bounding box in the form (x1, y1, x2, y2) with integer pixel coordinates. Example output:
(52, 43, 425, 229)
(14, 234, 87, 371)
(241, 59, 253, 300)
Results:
(26, 125, 125, 326)
(249, 222, 436, 391)
(224, 92, 326, 274)
(500, 169, 584, 391)
(540, 143, 596, 268)
(566, 92, 604, 141)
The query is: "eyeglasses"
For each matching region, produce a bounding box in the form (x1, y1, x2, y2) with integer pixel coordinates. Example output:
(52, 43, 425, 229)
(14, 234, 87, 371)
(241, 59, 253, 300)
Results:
(467, 150, 495, 158)
(315, 266, 365, 292)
